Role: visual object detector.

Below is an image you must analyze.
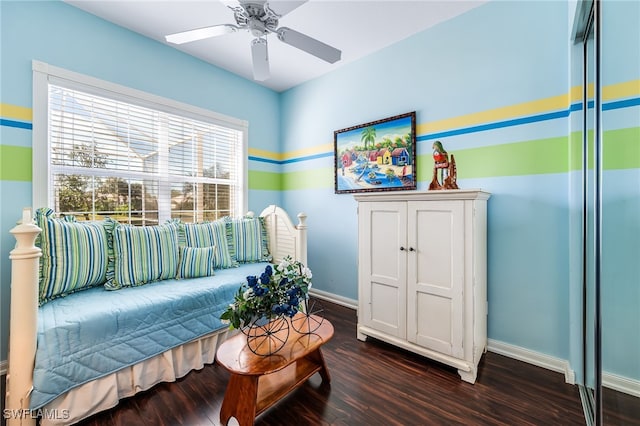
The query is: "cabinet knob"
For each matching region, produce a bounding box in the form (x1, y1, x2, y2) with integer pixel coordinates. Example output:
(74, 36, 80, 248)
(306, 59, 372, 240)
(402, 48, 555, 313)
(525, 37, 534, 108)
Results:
(400, 246, 406, 251)
(409, 247, 415, 252)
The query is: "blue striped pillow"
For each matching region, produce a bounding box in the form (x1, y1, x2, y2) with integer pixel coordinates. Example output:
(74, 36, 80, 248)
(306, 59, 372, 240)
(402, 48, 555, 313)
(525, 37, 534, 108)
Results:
(35, 208, 109, 304)
(226, 216, 271, 263)
(176, 245, 216, 279)
(182, 220, 236, 269)
(107, 222, 180, 289)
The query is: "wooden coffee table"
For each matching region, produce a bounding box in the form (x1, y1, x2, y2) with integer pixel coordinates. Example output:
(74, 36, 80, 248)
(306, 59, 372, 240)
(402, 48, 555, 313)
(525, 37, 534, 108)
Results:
(216, 314, 333, 426)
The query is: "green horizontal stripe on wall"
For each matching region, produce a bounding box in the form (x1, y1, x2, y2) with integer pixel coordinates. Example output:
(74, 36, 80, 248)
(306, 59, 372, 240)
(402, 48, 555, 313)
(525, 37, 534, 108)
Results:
(568, 127, 639, 172)
(451, 136, 570, 179)
(0, 145, 31, 181)
(282, 168, 333, 191)
(248, 170, 281, 191)
(603, 127, 640, 170)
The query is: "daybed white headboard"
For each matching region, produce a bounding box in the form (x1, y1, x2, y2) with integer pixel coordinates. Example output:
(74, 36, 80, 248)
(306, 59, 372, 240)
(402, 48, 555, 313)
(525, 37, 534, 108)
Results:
(259, 205, 307, 266)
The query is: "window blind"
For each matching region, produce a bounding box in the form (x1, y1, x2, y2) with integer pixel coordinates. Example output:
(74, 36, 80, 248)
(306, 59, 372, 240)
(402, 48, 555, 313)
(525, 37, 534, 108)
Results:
(48, 84, 243, 224)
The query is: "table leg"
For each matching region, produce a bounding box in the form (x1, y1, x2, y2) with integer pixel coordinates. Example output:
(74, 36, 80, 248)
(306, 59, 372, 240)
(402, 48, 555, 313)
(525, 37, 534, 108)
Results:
(306, 348, 331, 384)
(220, 374, 258, 426)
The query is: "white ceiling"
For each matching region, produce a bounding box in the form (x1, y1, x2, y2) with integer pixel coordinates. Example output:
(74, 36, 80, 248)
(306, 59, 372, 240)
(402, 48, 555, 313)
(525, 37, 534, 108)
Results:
(65, 0, 486, 92)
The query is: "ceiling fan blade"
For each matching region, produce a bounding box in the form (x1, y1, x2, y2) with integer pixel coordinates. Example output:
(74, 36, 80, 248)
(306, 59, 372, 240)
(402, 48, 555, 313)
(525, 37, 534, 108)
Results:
(251, 38, 270, 81)
(277, 27, 341, 64)
(165, 24, 238, 45)
(267, 0, 308, 17)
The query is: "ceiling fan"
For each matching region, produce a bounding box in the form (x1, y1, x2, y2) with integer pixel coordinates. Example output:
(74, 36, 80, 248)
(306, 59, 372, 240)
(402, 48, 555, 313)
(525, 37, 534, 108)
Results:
(165, 0, 342, 81)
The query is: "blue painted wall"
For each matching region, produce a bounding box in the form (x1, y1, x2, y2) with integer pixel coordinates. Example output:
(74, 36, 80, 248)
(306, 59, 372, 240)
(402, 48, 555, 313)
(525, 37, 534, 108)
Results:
(279, 0, 639, 388)
(280, 0, 573, 360)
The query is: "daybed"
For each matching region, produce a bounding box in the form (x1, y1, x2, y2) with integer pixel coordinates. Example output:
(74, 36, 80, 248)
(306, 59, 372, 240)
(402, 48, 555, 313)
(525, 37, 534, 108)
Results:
(5, 205, 307, 426)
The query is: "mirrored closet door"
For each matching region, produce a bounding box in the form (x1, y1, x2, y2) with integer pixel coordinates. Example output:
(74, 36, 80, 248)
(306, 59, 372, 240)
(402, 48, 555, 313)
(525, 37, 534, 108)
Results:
(573, 1, 640, 424)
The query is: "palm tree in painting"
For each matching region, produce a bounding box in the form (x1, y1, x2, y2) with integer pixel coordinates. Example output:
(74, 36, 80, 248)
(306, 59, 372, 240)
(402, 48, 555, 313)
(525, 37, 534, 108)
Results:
(361, 126, 376, 151)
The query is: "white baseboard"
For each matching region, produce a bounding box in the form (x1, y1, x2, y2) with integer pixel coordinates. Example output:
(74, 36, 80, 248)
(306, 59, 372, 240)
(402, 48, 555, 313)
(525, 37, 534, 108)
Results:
(1, 359, 7, 376)
(487, 339, 576, 384)
(309, 288, 358, 310)
(603, 371, 640, 398)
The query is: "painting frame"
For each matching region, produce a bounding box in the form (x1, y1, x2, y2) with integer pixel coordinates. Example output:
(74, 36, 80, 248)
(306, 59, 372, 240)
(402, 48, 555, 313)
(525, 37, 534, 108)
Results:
(334, 111, 417, 194)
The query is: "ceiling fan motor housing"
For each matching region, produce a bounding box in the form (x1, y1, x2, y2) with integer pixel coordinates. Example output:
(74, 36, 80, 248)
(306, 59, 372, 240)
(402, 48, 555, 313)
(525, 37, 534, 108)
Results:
(249, 19, 267, 37)
(234, 2, 279, 37)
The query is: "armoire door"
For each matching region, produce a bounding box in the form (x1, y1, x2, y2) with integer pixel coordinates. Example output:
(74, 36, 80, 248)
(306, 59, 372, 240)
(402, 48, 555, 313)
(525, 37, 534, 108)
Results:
(358, 201, 407, 338)
(406, 200, 465, 357)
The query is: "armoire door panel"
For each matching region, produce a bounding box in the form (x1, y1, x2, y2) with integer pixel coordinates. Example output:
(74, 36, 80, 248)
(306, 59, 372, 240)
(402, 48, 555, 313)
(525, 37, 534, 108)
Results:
(414, 292, 454, 354)
(407, 201, 464, 357)
(370, 209, 403, 280)
(358, 202, 407, 338)
(369, 281, 402, 336)
(415, 209, 454, 289)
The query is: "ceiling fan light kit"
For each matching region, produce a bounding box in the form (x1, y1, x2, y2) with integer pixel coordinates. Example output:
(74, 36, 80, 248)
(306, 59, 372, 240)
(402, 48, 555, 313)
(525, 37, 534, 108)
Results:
(164, 0, 341, 81)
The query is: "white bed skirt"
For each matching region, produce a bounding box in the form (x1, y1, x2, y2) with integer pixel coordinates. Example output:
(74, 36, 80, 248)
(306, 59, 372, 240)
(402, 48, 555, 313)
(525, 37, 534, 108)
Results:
(41, 328, 236, 426)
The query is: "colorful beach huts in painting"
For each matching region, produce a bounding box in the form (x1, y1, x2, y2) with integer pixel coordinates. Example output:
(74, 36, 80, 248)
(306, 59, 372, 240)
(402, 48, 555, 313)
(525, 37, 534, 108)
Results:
(334, 112, 416, 194)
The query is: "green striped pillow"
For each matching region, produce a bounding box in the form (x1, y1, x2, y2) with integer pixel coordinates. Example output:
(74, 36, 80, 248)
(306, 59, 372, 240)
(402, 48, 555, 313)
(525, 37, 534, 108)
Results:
(107, 222, 180, 289)
(176, 245, 216, 279)
(226, 216, 271, 263)
(182, 220, 236, 269)
(35, 208, 109, 304)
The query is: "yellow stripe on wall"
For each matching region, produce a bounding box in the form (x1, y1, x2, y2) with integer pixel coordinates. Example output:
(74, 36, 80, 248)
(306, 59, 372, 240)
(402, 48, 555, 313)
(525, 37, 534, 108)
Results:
(249, 143, 334, 162)
(0, 103, 32, 121)
(248, 147, 282, 161)
(282, 143, 333, 161)
(604, 79, 640, 100)
(417, 92, 571, 136)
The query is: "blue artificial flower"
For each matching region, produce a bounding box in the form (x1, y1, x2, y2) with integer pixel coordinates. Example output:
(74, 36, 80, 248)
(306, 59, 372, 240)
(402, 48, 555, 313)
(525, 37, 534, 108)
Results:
(260, 272, 270, 285)
(265, 265, 273, 276)
(289, 296, 299, 306)
(247, 275, 258, 288)
(279, 277, 289, 287)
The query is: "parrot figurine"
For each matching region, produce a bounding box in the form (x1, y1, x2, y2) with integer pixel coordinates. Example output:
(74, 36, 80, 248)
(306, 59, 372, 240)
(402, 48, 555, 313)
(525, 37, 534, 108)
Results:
(429, 140, 459, 190)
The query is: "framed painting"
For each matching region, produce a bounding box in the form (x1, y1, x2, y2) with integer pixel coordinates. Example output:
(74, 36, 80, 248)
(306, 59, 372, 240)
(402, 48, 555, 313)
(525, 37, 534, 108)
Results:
(334, 111, 416, 194)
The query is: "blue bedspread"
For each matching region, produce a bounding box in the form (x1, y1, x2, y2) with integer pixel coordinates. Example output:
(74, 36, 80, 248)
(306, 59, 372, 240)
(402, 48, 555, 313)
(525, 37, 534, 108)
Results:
(31, 263, 268, 409)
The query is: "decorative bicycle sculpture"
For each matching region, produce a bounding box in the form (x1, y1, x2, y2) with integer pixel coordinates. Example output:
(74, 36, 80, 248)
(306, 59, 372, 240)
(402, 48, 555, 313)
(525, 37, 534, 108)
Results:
(221, 256, 324, 356)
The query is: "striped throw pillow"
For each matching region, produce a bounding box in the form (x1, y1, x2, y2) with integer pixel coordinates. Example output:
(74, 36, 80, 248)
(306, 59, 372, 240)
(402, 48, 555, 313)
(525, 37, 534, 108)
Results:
(107, 222, 180, 289)
(182, 220, 236, 269)
(35, 208, 109, 304)
(226, 216, 271, 263)
(176, 245, 216, 279)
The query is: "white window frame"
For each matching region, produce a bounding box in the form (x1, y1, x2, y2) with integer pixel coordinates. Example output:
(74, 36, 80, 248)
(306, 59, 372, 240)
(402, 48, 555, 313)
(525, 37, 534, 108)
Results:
(32, 60, 249, 218)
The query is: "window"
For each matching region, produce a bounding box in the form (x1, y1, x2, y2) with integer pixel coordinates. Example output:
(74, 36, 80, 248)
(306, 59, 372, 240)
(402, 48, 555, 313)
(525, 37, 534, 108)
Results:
(32, 61, 248, 224)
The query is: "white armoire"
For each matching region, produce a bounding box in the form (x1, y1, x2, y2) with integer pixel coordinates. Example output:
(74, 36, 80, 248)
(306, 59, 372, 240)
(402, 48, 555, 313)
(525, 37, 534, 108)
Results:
(355, 189, 490, 383)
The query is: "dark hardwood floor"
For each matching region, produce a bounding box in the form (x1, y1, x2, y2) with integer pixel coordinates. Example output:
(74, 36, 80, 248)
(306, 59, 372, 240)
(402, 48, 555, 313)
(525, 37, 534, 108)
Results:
(73, 300, 592, 426)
